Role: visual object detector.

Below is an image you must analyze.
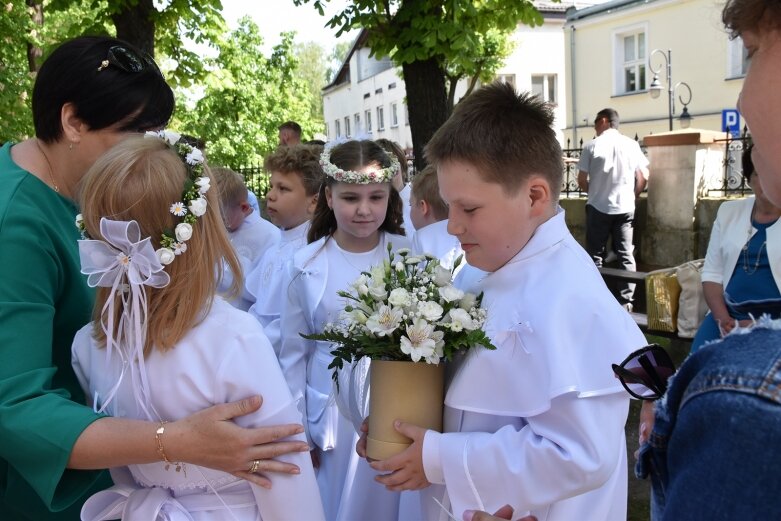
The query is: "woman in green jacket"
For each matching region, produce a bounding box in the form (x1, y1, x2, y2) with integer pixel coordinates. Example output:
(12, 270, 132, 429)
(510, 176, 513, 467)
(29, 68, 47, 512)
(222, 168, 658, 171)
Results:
(0, 36, 307, 520)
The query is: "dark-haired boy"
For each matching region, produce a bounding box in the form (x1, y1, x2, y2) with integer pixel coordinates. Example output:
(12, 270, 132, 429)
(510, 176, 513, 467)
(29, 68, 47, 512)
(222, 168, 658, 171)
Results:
(369, 83, 646, 521)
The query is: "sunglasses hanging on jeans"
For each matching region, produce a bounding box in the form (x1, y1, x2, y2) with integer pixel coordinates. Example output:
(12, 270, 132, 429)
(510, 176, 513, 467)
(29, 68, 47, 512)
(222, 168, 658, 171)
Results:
(612, 344, 676, 400)
(97, 45, 161, 77)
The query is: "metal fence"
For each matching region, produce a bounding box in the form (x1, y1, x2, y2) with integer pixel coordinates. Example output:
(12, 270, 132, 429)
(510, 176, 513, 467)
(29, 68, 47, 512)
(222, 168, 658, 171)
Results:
(236, 130, 750, 200)
(235, 165, 271, 199)
(709, 128, 752, 197)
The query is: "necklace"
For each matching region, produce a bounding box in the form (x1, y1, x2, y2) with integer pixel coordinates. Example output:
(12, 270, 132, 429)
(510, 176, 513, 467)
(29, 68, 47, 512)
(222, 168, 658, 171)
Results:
(742, 214, 767, 275)
(334, 235, 385, 273)
(34, 139, 60, 193)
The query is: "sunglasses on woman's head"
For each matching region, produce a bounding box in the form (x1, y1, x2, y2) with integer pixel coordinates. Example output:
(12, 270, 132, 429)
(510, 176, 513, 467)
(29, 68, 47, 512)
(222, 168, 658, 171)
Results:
(97, 45, 161, 76)
(612, 344, 676, 401)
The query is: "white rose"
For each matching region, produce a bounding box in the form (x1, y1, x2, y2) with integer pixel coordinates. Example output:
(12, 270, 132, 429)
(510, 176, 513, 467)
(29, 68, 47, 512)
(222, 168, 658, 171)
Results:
(388, 288, 412, 308)
(186, 148, 204, 165)
(439, 284, 464, 303)
(448, 307, 476, 331)
(370, 265, 386, 281)
(195, 176, 210, 193)
(156, 247, 175, 265)
(368, 281, 387, 301)
(175, 222, 193, 242)
(432, 265, 452, 286)
(188, 197, 208, 217)
(418, 301, 444, 322)
(161, 130, 181, 146)
(459, 292, 477, 311)
(74, 213, 84, 230)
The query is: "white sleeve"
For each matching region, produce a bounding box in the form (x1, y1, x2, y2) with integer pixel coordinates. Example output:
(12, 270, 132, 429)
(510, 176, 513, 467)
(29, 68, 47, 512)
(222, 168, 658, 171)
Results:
(702, 207, 726, 284)
(70, 325, 94, 406)
(215, 328, 324, 521)
(277, 264, 313, 445)
(423, 393, 628, 514)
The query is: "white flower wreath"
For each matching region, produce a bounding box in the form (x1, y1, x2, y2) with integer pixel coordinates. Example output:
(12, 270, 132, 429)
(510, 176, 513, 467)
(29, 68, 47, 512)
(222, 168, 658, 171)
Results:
(75, 130, 211, 267)
(319, 147, 400, 184)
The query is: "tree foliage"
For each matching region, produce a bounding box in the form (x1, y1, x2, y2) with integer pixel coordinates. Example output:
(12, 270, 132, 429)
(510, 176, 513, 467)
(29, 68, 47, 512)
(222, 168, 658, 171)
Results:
(294, 40, 328, 128)
(294, 0, 543, 169)
(174, 20, 317, 172)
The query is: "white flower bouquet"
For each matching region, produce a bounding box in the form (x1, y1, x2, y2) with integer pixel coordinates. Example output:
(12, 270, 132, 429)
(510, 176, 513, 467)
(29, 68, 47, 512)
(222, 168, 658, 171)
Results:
(304, 245, 496, 458)
(304, 245, 496, 384)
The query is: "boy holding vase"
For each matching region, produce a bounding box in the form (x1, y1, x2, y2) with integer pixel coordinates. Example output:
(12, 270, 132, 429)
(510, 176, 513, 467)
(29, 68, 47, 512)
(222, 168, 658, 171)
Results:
(366, 82, 647, 521)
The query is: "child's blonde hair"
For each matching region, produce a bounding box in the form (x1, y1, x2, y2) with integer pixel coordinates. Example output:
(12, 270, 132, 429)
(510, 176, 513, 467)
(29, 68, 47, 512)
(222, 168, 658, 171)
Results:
(79, 136, 242, 354)
(411, 165, 448, 221)
(212, 167, 249, 211)
(264, 144, 324, 196)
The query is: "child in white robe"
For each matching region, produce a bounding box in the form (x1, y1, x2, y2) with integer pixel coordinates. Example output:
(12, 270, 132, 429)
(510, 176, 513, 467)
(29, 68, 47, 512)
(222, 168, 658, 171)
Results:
(367, 84, 647, 521)
(277, 140, 412, 521)
(376, 138, 413, 236)
(409, 165, 464, 272)
(71, 134, 323, 521)
(246, 144, 323, 355)
(214, 167, 281, 310)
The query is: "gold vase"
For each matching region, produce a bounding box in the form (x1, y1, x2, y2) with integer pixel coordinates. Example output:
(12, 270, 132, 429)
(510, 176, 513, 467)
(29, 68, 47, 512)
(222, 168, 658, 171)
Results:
(366, 359, 445, 460)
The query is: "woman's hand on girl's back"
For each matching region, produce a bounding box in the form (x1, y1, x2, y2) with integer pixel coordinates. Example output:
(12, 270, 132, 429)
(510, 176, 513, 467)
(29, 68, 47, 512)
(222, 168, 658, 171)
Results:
(167, 395, 310, 488)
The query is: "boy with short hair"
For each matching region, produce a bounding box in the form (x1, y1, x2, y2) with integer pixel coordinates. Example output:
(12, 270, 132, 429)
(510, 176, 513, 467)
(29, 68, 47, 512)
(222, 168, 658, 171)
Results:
(409, 165, 463, 271)
(212, 167, 280, 310)
(369, 82, 646, 520)
(246, 144, 323, 354)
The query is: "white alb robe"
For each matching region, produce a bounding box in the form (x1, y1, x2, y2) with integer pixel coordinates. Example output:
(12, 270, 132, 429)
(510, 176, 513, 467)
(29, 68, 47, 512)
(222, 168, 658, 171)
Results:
(72, 298, 324, 521)
(421, 209, 646, 521)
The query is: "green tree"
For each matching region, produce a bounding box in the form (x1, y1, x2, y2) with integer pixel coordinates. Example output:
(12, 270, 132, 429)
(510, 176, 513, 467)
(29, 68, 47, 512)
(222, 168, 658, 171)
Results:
(327, 40, 352, 83)
(45, 0, 227, 87)
(174, 20, 317, 179)
(294, 40, 328, 126)
(295, 0, 543, 169)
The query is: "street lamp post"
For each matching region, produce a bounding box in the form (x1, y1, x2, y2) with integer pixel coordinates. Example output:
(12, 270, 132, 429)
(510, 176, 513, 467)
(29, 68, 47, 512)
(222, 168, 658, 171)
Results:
(648, 49, 693, 131)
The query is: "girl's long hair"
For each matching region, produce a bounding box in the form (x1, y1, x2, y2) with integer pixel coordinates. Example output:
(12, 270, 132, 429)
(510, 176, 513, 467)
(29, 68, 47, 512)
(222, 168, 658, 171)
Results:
(307, 140, 404, 243)
(79, 136, 241, 354)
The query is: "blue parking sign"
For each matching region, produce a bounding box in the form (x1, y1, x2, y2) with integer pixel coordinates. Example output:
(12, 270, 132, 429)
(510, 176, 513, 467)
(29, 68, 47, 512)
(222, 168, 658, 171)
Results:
(722, 109, 741, 137)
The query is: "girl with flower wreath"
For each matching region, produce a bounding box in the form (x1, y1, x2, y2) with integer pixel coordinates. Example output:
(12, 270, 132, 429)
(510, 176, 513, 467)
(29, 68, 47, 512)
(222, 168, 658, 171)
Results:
(277, 140, 414, 521)
(70, 134, 324, 520)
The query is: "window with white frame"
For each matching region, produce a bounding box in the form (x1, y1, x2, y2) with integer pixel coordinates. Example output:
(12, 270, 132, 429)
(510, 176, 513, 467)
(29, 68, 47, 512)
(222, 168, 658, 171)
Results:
(496, 74, 516, 88)
(531, 74, 557, 105)
(391, 103, 399, 127)
(615, 27, 647, 94)
(365, 110, 372, 132)
(344, 116, 351, 138)
(335, 119, 341, 138)
(354, 113, 360, 133)
(377, 106, 385, 131)
(728, 36, 749, 78)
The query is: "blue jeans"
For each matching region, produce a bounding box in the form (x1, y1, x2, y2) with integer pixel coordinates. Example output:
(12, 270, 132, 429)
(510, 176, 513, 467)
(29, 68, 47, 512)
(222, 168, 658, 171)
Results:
(636, 321, 781, 520)
(585, 205, 636, 304)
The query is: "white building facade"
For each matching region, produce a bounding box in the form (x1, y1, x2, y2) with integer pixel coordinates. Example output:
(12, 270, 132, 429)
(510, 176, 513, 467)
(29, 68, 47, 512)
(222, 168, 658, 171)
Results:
(322, 2, 606, 151)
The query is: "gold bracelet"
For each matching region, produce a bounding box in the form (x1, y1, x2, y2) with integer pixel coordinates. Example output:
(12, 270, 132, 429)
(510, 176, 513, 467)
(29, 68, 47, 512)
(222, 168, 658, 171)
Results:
(155, 421, 186, 476)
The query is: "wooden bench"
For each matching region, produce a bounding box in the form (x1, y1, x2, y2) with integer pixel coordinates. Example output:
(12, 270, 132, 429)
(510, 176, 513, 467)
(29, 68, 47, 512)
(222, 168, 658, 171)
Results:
(598, 267, 692, 343)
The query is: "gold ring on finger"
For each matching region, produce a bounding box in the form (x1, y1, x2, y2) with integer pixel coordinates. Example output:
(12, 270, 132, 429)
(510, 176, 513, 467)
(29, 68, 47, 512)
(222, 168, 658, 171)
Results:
(248, 459, 260, 474)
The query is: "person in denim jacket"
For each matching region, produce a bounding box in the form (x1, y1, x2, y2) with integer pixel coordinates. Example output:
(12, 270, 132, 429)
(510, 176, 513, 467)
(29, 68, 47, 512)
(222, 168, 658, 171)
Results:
(637, 1, 781, 519)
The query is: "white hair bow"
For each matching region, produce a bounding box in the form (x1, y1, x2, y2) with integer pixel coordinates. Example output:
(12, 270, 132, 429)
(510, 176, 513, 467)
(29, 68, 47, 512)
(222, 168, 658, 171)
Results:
(78, 218, 170, 420)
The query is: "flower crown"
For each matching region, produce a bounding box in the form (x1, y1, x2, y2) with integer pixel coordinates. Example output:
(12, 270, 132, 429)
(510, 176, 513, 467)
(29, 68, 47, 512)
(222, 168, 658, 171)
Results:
(75, 130, 210, 267)
(319, 147, 400, 184)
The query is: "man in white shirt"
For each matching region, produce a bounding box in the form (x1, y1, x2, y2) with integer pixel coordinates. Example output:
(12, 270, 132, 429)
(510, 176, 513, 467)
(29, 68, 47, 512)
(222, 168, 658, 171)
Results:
(578, 108, 649, 310)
